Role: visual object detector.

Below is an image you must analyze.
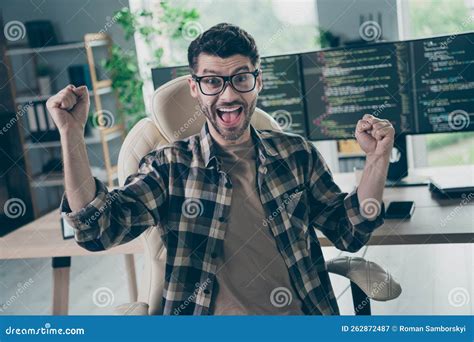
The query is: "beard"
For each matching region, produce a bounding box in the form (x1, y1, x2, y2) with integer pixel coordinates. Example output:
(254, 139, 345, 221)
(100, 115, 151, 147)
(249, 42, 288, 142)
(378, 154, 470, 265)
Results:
(199, 97, 257, 141)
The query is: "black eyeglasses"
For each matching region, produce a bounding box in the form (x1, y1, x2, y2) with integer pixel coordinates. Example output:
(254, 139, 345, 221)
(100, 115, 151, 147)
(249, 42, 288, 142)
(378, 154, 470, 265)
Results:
(192, 69, 260, 96)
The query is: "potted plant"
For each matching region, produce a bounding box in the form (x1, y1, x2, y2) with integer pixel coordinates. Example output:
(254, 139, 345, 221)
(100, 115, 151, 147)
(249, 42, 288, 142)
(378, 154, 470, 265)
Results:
(102, 3, 200, 131)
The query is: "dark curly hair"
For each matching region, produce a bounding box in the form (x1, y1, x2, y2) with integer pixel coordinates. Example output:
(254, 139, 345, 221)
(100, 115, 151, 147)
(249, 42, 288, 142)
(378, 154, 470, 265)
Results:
(187, 23, 260, 72)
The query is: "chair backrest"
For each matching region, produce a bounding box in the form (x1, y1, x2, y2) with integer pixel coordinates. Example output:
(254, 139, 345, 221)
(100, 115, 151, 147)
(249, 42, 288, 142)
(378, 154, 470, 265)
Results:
(117, 75, 282, 315)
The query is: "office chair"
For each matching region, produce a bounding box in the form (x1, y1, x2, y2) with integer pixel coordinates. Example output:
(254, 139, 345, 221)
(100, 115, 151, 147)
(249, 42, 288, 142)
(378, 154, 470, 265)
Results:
(114, 75, 402, 315)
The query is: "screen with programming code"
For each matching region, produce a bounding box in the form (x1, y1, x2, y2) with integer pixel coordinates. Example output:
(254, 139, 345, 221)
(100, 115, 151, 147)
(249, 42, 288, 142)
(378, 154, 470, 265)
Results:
(301, 43, 414, 140)
(411, 33, 474, 133)
(258, 54, 307, 136)
(302, 32, 474, 140)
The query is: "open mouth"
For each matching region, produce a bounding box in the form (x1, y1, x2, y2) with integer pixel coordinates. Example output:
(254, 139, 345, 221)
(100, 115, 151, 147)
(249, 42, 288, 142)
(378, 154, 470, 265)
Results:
(216, 105, 243, 127)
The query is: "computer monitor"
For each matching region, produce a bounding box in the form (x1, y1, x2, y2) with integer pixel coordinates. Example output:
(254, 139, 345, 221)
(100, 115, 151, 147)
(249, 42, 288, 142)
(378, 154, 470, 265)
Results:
(301, 32, 473, 184)
(258, 54, 307, 136)
(301, 42, 413, 141)
(151, 65, 190, 89)
(301, 32, 474, 140)
(151, 54, 307, 136)
(410, 33, 474, 134)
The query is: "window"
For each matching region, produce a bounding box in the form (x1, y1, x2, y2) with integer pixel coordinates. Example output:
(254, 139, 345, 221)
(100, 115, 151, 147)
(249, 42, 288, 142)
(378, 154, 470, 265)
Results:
(406, 0, 474, 166)
(166, 0, 319, 65)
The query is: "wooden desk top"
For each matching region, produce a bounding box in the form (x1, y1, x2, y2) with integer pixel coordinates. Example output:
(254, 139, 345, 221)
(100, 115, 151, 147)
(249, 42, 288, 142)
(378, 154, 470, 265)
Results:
(320, 165, 474, 246)
(0, 209, 143, 260)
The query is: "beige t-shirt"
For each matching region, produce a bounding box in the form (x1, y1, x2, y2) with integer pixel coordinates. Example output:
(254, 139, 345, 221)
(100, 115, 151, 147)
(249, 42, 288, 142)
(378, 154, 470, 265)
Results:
(211, 136, 305, 315)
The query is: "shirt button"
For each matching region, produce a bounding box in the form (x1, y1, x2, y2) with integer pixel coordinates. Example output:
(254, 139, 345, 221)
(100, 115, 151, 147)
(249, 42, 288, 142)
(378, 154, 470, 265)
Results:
(203, 289, 210, 294)
(211, 252, 218, 258)
(218, 217, 225, 222)
(225, 181, 232, 189)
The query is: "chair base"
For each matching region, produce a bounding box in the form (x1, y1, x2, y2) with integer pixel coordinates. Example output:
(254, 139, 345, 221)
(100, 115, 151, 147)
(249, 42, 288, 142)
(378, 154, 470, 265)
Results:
(351, 281, 371, 315)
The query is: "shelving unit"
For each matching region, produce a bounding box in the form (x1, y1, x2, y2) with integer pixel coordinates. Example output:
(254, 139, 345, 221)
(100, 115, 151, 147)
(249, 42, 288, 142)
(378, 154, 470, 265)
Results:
(0, 13, 35, 236)
(5, 41, 106, 56)
(15, 86, 112, 103)
(337, 139, 366, 172)
(4, 32, 124, 217)
(84, 32, 125, 187)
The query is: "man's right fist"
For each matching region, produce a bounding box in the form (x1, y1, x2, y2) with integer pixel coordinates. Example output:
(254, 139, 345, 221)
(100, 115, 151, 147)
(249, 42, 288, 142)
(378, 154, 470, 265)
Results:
(46, 84, 90, 133)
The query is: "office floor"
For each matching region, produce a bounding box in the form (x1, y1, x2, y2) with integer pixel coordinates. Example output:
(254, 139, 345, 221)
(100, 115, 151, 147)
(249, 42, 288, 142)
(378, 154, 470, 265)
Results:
(0, 244, 472, 315)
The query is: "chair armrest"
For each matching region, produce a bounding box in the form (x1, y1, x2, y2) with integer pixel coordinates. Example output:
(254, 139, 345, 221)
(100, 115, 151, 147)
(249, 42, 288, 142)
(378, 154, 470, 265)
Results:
(326, 256, 402, 301)
(114, 302, 149, 315)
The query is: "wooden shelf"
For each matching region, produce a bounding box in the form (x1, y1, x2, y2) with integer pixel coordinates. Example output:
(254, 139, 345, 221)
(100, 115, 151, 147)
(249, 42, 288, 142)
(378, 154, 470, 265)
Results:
(338, 152, 366, 158)
(15, 86, 112, 103)
(100, 123, 124, 135)
(95, 79, 112, 89)
(5, 40, 108, 56)
(24, 129, 123, 149)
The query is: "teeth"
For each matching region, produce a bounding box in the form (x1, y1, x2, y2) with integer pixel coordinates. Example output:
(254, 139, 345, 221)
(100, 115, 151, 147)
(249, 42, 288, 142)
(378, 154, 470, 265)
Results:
(217, 106, 240, 112)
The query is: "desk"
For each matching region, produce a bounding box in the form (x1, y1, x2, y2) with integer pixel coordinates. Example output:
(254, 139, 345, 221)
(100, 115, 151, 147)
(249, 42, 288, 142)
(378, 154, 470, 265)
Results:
(320, 165, 474, 246)
(0, 209, 143, 315)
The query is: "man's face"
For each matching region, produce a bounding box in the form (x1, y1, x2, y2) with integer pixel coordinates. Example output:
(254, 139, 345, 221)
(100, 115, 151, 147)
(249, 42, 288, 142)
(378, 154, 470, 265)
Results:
(188, 53, 262, 143)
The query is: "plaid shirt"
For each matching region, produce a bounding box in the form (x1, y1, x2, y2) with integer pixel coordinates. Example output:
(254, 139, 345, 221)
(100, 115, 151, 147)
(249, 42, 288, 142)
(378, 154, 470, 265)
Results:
(61, 121, 384, 315)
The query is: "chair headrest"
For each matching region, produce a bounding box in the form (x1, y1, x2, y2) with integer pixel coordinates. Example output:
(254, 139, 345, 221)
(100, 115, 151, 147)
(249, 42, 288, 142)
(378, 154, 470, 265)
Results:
(150, 75, 281, 142)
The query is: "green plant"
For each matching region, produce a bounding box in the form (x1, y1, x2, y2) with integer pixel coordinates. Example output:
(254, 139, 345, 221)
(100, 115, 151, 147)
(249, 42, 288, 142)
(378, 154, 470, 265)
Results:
(315, 27, 340, 49)
(102, 3, 200, 130)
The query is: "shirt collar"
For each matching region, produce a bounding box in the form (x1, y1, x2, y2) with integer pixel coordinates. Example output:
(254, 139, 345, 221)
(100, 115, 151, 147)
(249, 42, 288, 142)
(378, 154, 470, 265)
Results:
(199, 121, 279, 168)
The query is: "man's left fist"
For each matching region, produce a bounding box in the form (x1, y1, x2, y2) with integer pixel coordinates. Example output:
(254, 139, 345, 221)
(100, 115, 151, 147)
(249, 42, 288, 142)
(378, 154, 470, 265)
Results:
(355, 114, 395, 158)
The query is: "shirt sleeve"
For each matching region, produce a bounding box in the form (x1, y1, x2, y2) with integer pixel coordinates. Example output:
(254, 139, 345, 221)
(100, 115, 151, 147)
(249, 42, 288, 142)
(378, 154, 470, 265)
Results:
(60, 150, 169, 251)
(306, 142, 385, 252)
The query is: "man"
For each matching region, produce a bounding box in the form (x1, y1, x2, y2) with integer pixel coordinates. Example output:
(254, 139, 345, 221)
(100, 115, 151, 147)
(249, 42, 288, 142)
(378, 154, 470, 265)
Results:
(47, 23, 394, 315)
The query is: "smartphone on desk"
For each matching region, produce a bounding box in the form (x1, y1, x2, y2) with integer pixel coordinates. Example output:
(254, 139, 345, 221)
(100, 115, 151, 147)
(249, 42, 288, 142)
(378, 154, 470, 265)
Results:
(385, 201, 415, 219)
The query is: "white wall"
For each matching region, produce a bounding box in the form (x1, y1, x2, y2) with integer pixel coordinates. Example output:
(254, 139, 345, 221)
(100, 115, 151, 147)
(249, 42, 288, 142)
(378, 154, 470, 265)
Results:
(1, 0, 131, 47)
(316, 0, 399, 43)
